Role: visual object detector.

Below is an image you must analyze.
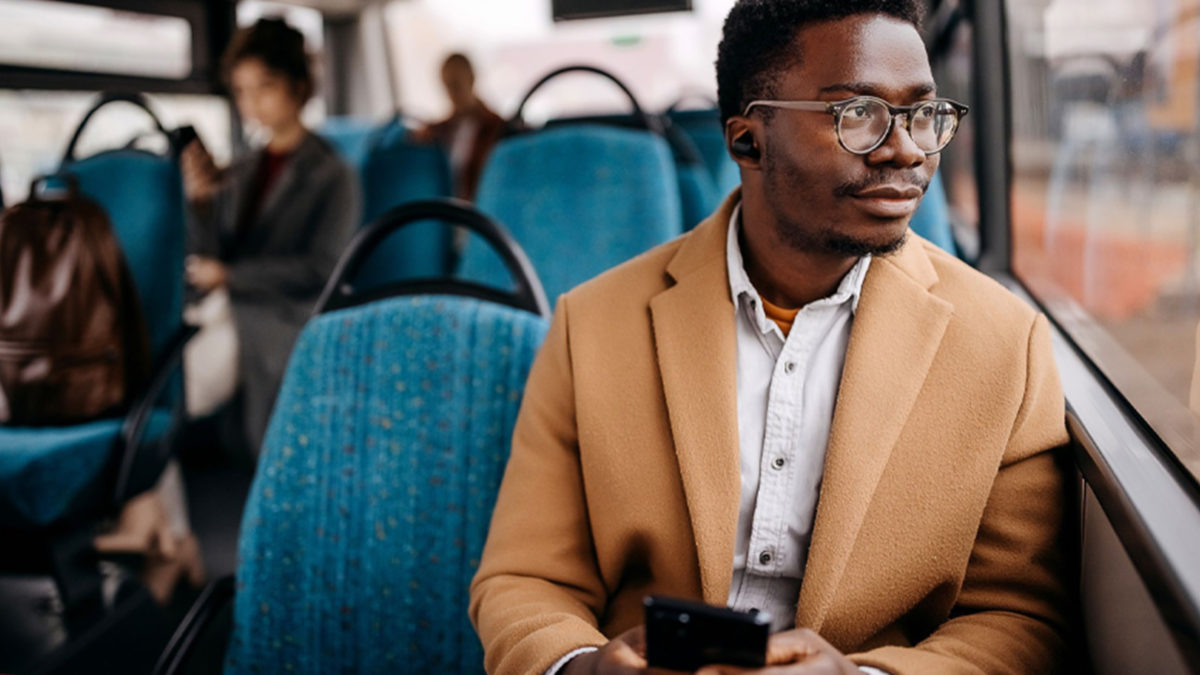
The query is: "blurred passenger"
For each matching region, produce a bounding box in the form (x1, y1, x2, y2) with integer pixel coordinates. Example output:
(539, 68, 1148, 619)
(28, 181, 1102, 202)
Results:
(416, 53, 505, 200)
(181, 17, 360, 456)
(471, 1, 1074, 674)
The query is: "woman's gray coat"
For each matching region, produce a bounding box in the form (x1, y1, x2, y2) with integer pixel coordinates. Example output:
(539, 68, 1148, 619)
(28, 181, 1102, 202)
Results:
(189, 133, 360, 453)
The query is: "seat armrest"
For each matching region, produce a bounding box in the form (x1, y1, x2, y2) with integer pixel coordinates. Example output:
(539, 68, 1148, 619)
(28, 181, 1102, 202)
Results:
(152, 575, 235, 675)
(114, 324, 199, 507)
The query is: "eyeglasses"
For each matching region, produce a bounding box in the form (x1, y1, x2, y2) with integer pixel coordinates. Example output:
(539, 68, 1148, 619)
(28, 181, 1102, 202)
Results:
(742, 95, 969, 156)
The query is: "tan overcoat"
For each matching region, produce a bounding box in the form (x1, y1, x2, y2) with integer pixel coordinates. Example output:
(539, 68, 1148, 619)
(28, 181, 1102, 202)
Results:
(470, 192, 1073, 675)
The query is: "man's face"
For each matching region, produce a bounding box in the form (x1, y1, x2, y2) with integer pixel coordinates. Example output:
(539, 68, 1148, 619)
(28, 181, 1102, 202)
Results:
(755, 14, 940, 257)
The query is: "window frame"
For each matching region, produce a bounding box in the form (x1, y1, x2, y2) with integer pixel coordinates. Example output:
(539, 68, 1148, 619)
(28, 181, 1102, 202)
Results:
(0, 0, 235, 95)
(968, 0, 1200, 663)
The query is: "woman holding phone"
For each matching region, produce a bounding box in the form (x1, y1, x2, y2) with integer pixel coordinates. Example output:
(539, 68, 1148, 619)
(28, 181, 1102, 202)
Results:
(181, 17, 360, 457)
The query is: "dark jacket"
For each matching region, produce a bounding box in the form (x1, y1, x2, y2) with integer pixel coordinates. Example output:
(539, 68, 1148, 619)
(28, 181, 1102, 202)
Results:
(429, 104, 506, 200)
(189, 133, 360, 453)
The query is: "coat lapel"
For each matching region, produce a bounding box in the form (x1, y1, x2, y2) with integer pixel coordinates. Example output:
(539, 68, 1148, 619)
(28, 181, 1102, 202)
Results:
(649, 195, 742, 605)
(795, 240, 953, 633)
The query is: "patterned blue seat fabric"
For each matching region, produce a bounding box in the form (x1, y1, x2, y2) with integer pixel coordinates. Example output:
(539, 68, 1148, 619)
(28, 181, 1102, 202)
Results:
(356, 130, 455, 286)
(460, 125, 682, 300)
(226, 295, 548, 674)
(0, 149, 184, 529)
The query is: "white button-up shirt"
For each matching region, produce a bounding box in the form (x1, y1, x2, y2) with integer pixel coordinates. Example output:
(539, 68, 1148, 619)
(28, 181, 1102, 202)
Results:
(547, 204, 882, 675)
(724, 204, 871, 630)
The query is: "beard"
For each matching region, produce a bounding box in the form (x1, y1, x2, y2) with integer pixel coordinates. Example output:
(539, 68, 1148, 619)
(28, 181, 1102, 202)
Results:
(762, 149, 922, 258)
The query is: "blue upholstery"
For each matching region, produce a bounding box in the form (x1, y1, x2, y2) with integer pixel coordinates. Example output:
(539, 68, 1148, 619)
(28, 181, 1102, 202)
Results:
(226, 295, 548, 674)
(66, 150, 185, 356)
(0, 410, 172, 527)
(0, 149, 186, 530)
(669, 109, 741, 195)
(461, 125, 682, 300)
(677, 163, 719, 231)
(356, 132, 454, 287)
(319, 117, 377, 172)
(910, 172, 957, 256)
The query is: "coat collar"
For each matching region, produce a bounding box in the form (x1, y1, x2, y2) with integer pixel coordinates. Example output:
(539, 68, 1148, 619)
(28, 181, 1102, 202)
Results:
(652, 189, 954, 628)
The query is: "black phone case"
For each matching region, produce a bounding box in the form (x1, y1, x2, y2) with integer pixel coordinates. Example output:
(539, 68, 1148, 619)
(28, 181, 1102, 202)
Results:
(644, 595, 770, 671)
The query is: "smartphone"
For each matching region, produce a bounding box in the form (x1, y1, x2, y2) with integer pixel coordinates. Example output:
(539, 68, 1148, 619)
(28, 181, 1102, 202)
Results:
(644, 595, 770, 671)
(170, 125, 201, 155)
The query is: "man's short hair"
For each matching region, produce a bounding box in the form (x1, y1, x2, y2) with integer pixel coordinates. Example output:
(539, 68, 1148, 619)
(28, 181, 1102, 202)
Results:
(716, 0, 925, 125)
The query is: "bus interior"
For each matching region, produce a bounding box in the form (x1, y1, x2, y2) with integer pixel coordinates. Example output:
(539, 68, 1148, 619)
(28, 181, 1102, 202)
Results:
(0, 0, 1198, 673)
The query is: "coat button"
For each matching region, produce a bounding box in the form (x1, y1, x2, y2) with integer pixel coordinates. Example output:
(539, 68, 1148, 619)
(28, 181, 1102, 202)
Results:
(772, 457, 786, 470)
(784, 361, 796, 374)
(759, 551, 772, 565)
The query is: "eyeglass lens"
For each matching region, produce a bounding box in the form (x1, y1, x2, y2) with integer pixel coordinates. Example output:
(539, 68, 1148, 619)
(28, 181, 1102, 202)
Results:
(836, 99, 960, 153)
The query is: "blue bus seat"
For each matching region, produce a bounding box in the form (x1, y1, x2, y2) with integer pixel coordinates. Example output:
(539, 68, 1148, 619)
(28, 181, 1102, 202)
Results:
(461, 124, 683, 300)
(909, 172, 957, 256)
(318, 116, 377, 172)
(356, 126, 454, 287)
(0, 147, 186, 531)
(667, 108, 741, 195)
(224, 294, 547, 673)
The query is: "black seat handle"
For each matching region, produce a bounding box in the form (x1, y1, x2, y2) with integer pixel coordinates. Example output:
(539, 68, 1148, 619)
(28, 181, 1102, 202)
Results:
(62, 92, 170, 164)
(314, 198, 551, 318)
(510, 64, 661, 135)
(665, 93, 719, 114)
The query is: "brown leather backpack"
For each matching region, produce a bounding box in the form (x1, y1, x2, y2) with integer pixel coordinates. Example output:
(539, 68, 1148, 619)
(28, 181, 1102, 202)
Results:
(0, 180, 150, 426)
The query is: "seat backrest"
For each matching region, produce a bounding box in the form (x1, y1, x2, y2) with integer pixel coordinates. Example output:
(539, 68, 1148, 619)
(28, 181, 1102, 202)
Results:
(354, 128, 455, 286)
(226, 295, 548, 674)
(318, 116, 377, 172)
(460, 125, 682, 300)
(668, 108, 741, 196)
(909, 172, 958, 256)
(64, 149, 185, 357)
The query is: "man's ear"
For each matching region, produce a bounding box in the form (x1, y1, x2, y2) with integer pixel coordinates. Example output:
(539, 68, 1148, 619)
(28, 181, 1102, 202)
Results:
(726, 117, 763, 169)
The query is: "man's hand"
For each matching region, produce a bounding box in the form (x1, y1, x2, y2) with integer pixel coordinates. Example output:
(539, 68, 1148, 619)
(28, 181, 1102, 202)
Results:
(694, 629, 859, 675)
(186, 255, 228, 292)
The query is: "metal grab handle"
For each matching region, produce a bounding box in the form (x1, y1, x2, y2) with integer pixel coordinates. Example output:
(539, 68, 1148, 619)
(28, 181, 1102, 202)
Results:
(315, 198, 551, 318)
(510, 64, 659, 134)
(62, 92, 170, 164)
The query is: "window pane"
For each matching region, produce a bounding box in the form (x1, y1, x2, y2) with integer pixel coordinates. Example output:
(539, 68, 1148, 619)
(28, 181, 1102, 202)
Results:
(1008, 0, 1200, 481)
(0, 0, 192, 80)
(0, 91, 232, 204)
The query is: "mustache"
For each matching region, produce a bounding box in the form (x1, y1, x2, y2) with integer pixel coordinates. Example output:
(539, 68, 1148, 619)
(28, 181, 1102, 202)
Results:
(833, 172, 930, 198)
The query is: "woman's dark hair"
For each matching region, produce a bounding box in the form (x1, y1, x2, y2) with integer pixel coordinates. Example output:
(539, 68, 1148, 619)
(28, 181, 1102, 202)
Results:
(222, 17, 314, 102)
(716, 0, 924, 125)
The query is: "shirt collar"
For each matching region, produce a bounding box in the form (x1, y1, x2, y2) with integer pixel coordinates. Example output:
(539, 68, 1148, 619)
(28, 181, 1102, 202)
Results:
(725, 202, 871, 322)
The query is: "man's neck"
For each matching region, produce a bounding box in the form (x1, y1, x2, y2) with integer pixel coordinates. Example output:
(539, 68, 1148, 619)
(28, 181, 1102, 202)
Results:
(739, 199, 861, 310)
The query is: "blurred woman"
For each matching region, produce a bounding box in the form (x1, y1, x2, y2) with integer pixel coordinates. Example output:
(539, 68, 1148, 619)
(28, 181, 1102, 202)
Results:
(182, 18, 360, 456)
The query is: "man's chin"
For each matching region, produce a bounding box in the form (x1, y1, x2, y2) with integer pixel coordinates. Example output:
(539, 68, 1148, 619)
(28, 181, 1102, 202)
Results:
(823, 230, 908, 258)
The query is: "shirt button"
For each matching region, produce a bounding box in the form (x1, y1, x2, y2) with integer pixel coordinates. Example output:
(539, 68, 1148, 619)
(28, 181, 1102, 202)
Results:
(784, 361, 796, 374)
(772, 457, 786, 470)
(759, 550, 772, 565)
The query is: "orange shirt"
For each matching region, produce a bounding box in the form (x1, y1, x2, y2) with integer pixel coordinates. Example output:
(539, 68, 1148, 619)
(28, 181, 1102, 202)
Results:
(760, 295, 801, 337)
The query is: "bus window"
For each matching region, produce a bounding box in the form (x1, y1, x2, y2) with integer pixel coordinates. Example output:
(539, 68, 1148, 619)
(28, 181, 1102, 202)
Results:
(0, 0, 192, 80)
(0, 91, 232, 203)
(1007, 0, 1200, 483)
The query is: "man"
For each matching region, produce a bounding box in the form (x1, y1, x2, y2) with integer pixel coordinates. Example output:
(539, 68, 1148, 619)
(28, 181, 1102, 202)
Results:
(470, 2, 1074, 674)
(416, 53, 505, 200)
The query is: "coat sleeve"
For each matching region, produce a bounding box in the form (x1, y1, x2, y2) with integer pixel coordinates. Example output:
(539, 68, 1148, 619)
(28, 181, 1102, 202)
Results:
(850, 314, 1075, 674)
(469, 295, 611, 675)
(225, 164, 361, 300)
